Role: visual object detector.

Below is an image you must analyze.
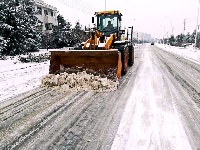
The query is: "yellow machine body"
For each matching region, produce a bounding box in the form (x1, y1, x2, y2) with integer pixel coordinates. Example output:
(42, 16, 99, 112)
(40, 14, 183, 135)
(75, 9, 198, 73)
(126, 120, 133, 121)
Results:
(49, 10, 134, 79)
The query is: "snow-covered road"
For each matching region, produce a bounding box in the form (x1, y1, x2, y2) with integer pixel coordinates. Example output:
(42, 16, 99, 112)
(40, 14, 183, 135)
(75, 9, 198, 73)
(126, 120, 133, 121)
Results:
(112, 47, 193, 150)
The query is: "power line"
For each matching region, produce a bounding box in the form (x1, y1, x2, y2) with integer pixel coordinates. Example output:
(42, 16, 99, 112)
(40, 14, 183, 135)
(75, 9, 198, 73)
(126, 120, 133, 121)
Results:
(56, 0, 96, 15)
(57, 0, 97, 15)
(55, 0, 137, 29)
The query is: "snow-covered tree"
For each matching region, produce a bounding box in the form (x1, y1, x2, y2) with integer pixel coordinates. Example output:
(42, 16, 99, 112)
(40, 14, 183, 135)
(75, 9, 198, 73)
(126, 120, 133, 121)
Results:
(184, 32, 191, 43)
(71, 20, 90, 44)
(64, 20, 74, 46)
(176, 33, 185, 43)
(71, 20, 82, 44)
(51, 14, 74, 48)
(40, 32, 53, 49)
(40, 15, 91, 49)
(168, 35, 175, 45)
(0, 0, 41, 56)
(191, 30, 200, 47)
(190, 30, 196, 43)
(18, 0, 41, 53)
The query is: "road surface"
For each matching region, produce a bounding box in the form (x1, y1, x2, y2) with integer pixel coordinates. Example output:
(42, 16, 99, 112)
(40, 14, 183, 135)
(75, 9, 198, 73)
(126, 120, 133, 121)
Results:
(0, 44, 200, 150)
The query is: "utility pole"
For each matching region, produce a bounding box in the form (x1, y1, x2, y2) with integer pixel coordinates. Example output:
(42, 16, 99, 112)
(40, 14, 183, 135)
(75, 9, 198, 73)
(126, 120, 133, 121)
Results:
(195, 0, 200, 48)
(160, 25, 165, 44)
(105, 0, 106, 11)
(183, 19, 187, 33)
(183, 18, 188, 45)
(126, 28, 129, 40)
(165, 17, 173, 36)
(142, 33, 144, 44)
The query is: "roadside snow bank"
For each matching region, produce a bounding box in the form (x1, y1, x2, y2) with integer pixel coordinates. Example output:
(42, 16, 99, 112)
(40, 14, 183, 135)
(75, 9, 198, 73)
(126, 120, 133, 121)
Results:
(155, 44, 200, 64)
(41, 71, 119, 92)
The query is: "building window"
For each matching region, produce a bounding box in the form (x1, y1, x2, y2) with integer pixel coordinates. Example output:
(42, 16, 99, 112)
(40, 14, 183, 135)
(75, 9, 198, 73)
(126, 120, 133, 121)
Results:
(45, 23, 49, 30)
(37, 22, 43, 31)
(37, 7, 42, 15)
(45, 23, 52, 30)
(51, 12, 53, 16)
(44, 10, 48, 16)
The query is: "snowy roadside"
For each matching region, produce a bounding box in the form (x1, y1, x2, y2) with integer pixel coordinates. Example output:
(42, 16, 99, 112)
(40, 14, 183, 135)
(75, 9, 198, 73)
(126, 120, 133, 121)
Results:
(0, 48, 120, 102)
(155, 43, 200, 64)
(0, 52, 50, 102)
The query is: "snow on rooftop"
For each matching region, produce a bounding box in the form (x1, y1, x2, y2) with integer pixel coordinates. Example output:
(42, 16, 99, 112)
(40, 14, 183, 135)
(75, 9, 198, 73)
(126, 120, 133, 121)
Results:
(35, 0, 57, 10)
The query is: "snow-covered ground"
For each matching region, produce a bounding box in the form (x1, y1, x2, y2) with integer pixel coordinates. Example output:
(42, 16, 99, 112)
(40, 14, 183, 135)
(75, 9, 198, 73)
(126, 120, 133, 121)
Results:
(0, 46, 145, 102)
(0, 44, 199, 104)
(0, 50, 50, 102)
(0, 44, 200, 149)
(155, 43, 200, 64)
(111, 44, 200, 150)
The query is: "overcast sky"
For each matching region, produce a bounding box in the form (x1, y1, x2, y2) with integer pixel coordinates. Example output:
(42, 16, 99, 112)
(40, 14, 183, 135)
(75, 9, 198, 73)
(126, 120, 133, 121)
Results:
(43, 0, 199, 39)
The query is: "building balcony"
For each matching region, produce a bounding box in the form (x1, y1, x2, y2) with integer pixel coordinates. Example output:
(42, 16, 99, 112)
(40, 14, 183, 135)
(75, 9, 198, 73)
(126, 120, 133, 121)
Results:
(43, 15, 57, 25)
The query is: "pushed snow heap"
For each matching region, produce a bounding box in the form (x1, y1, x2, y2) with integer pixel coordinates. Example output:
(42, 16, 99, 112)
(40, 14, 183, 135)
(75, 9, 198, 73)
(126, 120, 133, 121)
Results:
(41, 71, 119, 92)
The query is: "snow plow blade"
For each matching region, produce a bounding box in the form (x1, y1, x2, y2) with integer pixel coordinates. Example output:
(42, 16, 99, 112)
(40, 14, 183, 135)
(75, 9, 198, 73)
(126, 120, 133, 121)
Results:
(49, 49, 122, 79)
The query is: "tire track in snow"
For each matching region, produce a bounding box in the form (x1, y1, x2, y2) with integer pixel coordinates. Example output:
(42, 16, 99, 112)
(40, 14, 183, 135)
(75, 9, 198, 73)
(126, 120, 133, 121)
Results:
(111, 46, 192, 150)
(153, 46, 200, 149)
(0, 47, 145, 149)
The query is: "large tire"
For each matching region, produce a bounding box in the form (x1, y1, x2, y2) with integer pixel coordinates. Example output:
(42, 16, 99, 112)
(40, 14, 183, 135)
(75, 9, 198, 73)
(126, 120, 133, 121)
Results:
(121, 47, 129, 75)
(116, 52, 122, 79)
(128, 45, 134, 66)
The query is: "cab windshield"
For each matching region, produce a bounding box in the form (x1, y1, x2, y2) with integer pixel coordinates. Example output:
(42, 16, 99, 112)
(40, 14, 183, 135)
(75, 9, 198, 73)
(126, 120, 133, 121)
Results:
(97, 14, 118, 31)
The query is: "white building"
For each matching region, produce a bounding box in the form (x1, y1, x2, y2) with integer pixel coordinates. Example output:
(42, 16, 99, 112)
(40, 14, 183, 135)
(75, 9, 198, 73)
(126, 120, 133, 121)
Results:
(133, 32, 152, 43)
(35, 0, 58, 32)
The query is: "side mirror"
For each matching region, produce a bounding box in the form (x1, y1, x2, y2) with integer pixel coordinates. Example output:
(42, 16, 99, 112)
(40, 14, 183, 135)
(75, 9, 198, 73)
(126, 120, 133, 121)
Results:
(92, 17, 94, 23)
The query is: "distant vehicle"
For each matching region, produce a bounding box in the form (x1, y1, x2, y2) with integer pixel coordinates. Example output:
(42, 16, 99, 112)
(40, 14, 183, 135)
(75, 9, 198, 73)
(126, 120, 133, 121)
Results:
(151, 42, 154, 45)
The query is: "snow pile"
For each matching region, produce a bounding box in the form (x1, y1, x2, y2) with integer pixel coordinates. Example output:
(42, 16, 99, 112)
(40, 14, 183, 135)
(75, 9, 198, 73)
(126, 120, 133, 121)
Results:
(40, 71, 119, 92)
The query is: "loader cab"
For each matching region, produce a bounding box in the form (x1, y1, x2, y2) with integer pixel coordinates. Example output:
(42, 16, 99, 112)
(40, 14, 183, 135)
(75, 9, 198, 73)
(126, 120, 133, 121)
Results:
(94, 10, 122, 38)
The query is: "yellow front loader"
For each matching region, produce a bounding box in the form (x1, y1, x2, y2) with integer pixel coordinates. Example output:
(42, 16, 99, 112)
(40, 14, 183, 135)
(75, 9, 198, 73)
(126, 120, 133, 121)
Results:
(49, 10, 134, 80)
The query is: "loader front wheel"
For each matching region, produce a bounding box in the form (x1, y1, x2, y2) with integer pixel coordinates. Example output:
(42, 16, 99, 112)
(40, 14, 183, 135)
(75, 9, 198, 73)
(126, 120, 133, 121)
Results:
(116, 52, 122, 79)
(121, 47, 129, 75)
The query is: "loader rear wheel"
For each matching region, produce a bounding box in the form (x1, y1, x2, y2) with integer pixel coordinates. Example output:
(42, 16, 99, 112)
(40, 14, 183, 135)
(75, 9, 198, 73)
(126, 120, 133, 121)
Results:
(128, 45, 134, 66)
